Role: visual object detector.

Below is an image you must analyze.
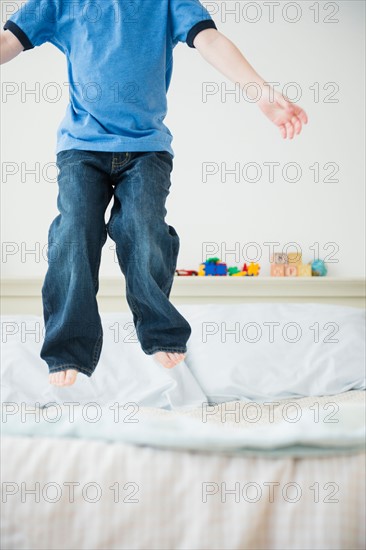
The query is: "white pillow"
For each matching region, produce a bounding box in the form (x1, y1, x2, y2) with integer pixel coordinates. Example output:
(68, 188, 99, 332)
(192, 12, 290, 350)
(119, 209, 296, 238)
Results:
(179, 302, 366, 403)
(0, 312, 206, 410)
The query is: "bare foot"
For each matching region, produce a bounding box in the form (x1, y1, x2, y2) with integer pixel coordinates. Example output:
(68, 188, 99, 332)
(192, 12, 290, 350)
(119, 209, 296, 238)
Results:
(49, 369, 79, 386)
(153, 351, 186, 369)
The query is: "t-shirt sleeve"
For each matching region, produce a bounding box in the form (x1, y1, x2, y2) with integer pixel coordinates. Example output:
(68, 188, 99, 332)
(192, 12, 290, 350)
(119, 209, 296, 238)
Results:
(169, 0, 218, 48)
(3, 0, 59, 51)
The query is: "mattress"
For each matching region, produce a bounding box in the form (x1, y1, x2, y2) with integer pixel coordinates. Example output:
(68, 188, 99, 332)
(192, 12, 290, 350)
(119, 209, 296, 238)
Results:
(1, 390, 365, 550)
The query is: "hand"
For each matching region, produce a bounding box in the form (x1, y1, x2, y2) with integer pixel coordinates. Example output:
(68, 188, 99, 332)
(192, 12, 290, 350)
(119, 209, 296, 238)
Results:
(258, 89, 308, 139)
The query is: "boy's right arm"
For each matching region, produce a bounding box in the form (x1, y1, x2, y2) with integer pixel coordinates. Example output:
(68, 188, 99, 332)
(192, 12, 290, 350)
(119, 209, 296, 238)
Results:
(0, 30, 24, 64)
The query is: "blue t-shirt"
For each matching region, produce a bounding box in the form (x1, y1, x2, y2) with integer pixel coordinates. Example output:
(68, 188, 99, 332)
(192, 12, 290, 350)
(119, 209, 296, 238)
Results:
(4, 0, 217, 157)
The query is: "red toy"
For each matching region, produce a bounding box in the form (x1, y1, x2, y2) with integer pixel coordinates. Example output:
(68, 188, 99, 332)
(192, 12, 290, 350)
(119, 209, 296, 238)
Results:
(175, 269, 198, 276)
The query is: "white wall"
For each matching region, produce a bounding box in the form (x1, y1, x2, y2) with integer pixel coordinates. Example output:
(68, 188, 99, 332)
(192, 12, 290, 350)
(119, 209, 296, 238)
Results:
(1, 0, 365, 278)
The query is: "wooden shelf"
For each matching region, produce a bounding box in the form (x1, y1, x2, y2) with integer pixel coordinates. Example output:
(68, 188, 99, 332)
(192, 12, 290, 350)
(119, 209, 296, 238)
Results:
(1, 277, 364, 314)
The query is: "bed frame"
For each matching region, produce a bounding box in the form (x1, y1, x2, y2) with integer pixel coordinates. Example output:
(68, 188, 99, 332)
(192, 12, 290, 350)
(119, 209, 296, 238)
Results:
(1, 276, 364, 314)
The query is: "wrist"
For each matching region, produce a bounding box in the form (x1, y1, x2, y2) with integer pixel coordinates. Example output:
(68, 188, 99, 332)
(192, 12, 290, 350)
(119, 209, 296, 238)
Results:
(257, 85, 276, 107)
(240, 80, 272, 105)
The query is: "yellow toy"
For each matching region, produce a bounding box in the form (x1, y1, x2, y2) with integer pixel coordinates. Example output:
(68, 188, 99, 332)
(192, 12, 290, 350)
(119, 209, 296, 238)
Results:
(198, 264, 205, 276)
(247, 262, 260, 276)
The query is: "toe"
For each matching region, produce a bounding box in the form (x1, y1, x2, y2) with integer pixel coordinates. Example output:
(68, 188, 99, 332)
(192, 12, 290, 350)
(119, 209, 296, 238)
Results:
(65, 369, 78, 386)
(153, 351, 179, 369)
(58, 371, 66, 385)
(49, 369, 78, 386)
(173, 353, 185, 364)
(50, 372, 60, 386)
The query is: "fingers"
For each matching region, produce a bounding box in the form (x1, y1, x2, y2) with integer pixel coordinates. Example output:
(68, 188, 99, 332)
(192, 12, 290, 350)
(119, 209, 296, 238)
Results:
(279, 124, 287, 139)
(292, 115, 302, 135)
(285, 100, 308, 125)
(280, 121, 295, 140)
(286, 121, 295, 139)
(279, 97, 308, 139)
(293, 106, 308, 127)
(264, 91, 309, 140)
(299, 110, 308, 125)
(280, 112, 307, 139)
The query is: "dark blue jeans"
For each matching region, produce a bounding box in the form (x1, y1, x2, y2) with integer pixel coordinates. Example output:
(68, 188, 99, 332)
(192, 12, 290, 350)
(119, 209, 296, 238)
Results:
(40, 150, 192, 377)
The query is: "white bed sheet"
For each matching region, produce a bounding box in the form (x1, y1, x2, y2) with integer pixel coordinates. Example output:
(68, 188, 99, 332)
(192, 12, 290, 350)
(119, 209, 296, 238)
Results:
(1, 303, 365, 411)
(1, 313, 206, 410)
(2, 391, 365, 457)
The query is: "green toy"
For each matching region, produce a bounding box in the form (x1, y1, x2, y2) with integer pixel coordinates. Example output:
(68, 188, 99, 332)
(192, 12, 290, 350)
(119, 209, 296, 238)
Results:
(228, 266, 241, 275)
(206, 257, 221, 264)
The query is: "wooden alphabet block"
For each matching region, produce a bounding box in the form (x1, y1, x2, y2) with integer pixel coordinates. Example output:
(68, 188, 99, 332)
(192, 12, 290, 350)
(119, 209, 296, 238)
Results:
(285, 265, 298, 277)
(297, 264, 312, 277)
(271, 264, 285, 277)
(287, 252, 302, 266)
(271, 253, 288, 264)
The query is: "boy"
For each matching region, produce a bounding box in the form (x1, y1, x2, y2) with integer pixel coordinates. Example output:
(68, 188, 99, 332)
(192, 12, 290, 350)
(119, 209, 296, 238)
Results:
(1, 0, 308, 387)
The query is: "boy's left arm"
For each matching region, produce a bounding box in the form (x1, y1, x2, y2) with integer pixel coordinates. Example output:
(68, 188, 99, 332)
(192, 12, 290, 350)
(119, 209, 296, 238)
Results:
(193, 29, 308, 140)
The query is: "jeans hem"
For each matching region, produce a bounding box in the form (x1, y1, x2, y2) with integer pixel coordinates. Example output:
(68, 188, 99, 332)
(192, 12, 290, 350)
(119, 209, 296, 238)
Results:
(48, 364, 93, 377)
(143, 346, 187, 355)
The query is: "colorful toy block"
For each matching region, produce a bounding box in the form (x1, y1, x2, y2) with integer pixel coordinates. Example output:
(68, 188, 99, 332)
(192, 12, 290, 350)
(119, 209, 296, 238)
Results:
(205, 262, 227, 276)
(287, 252, 302, 266)
(271, 253, 288, 264)
(191, 252, 325, 278)
(284, 265, 298, 277)
(271, 250, 317, 277)
(198, 258, 228, 276)
(271, 264, 285, 277)
(247, 262, 261, 276)
(198, 264, 206, 276)
(298, 264, 312, 277)
(228, 266, 241, 275)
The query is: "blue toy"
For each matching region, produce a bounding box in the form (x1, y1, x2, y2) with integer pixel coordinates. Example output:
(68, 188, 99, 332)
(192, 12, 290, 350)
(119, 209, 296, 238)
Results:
(311, 259, 328, 276)
(199, 257, 228, 276)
